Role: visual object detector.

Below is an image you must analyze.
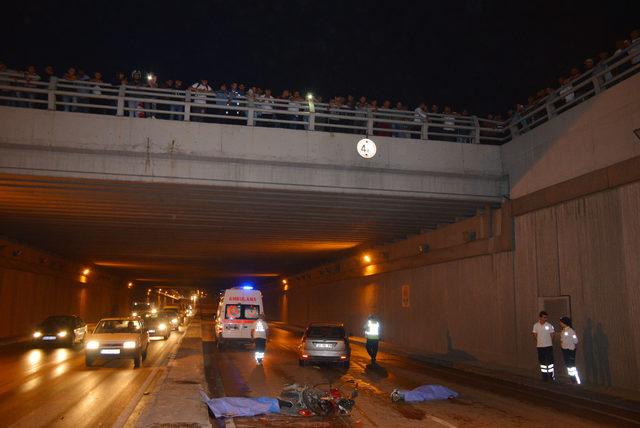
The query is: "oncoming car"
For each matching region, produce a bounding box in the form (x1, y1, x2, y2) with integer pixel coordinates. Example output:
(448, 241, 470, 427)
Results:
(145, 314, 171, 340)
(298, 323, 351, 368)
(32, 315, 87, 347)
(85, 317, 149, 368)
(159, 310, 180, 331)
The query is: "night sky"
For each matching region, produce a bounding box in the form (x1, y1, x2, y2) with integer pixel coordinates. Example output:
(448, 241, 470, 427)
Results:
(2, 1, 639, 116)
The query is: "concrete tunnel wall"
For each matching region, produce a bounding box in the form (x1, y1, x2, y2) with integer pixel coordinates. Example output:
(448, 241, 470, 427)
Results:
(264, 178, 640, 391)
(0, 239, 130, 340)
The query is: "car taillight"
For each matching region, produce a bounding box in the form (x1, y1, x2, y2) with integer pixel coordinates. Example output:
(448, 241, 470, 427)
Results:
(340, 355, 347, 360)
(302, 354, 309, 359)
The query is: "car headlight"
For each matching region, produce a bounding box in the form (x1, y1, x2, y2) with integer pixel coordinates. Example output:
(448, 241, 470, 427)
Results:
(123, 341, 137, 349)
(171, 318, 178, 324)
(158, 323, 166, 330)
(33, 331, 42, 338)
(57, 330, 68, 338)
(132, 311, 138, 317)
(86, 340, 99, 349)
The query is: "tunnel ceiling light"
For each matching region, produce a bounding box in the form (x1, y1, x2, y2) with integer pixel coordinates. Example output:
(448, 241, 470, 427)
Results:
(82, 268, 91, 275)
(282, 279, 288, 285)
(363, 254, 372, 264)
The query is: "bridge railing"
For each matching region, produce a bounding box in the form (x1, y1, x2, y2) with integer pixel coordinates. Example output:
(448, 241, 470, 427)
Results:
(0, 74, 507, 145)
(508, 41, 640, 136)
(1, 40, 638, 145)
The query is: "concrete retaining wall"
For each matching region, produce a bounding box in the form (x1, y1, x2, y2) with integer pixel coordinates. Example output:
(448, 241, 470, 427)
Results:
(264, 178, 640, 391)
(0, 239, 129, 339)
(502, 73, 640, 199)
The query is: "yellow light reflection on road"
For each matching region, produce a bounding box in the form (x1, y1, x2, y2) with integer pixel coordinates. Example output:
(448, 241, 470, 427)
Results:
(54, 348, 70, 363)
(20, 376, 42, 393)
(52, 362, 69, 378)
(27, 349, 43, 366)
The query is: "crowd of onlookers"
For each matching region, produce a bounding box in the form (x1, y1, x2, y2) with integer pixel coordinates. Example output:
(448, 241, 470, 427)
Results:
(1, 28, 638, 142)
(507, 28, 640, 133)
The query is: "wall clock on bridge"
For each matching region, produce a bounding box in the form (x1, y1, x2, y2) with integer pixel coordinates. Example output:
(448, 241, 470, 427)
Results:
(357, 138, 377, 159)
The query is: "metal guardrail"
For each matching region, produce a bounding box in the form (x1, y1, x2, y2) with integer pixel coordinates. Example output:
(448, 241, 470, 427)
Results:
(0, 40, 638, 145)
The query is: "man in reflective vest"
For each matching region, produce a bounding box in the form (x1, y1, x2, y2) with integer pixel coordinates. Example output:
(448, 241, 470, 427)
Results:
(363, 314, 381, 366)
(251, 314, 268, 364)
(560, 316, 581, 384)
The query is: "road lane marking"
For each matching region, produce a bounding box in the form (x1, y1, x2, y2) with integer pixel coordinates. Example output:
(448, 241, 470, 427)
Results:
(428, 415, 458, 428)
(112, 328, 187, 427)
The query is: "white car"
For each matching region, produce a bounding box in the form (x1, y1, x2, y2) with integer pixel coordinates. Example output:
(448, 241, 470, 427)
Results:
(85, 317, 149, 368)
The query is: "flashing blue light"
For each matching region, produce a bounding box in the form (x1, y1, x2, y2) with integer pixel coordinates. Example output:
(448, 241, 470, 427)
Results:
(241, 285, 254, 290)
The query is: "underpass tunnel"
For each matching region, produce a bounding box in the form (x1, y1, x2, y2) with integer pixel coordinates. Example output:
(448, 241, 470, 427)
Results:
(0, 173, 492, 343)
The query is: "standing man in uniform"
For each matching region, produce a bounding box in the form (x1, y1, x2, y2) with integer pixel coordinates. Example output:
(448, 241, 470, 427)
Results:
(251, 313, 268, 364)
(560, 316, 581, 384)
(364, 314, 381, 366)
(532, 311, 555, 381)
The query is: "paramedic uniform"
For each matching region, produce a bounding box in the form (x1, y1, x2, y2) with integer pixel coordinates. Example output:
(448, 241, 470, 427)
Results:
(533, 321, 555, 380)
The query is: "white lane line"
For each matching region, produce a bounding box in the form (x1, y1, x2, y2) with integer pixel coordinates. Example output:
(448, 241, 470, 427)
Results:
(112, 328, 187, 428)
(428, 415, 458, 428)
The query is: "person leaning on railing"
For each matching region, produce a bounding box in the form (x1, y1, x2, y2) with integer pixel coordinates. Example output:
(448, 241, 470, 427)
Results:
(89, 71, 106, 115)
(61, 67, 78, 112)
(171, 79, 184, 120)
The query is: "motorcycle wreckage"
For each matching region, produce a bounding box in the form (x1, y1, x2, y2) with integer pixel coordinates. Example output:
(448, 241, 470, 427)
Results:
(277, 381, 358, 417)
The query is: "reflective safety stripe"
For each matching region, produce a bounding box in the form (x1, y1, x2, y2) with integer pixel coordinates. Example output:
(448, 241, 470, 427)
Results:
(540, 368, 548, 373)
(365, 320, 380, 339)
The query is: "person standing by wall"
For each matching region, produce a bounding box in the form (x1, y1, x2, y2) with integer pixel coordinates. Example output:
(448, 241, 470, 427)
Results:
(364, 314, 381, 366)
(532, 311, 555, 381)
(560, 317, 580, 384)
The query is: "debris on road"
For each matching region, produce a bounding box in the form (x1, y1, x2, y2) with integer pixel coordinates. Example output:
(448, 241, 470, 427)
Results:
(390, 385, 458, 403)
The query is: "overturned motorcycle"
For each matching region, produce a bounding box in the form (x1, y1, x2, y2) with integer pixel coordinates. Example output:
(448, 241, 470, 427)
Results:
(278, 381, 359, 417)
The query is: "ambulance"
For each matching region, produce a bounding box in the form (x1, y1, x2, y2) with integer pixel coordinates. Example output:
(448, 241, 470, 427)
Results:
(214, 286, 264, 349)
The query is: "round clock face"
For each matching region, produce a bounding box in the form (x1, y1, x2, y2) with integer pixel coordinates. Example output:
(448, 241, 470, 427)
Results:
(357, 138, 377, 159)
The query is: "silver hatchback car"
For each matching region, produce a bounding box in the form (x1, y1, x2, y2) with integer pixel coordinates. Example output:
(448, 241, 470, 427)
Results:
(298, 323, 350, 368)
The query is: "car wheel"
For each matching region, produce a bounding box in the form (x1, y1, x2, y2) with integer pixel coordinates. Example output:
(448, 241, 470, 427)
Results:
(342, 360, 350, 369)
(216, 339, 225, 350)
(142, 347, 148, 361)
(133, 351, 142, 368)
(299, 359, 306, 367)
(163, 333, 169, 340)
(85, 355, 94, 367)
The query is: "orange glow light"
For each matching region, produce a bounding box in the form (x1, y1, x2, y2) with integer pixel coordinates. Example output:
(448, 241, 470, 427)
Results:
(362, 254, 371, 264)
(82, 268, 91, 275)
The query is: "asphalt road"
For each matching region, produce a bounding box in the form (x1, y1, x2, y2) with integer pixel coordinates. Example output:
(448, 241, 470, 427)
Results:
(0, 327, 185, 428)
(203, 322, 634, 427)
